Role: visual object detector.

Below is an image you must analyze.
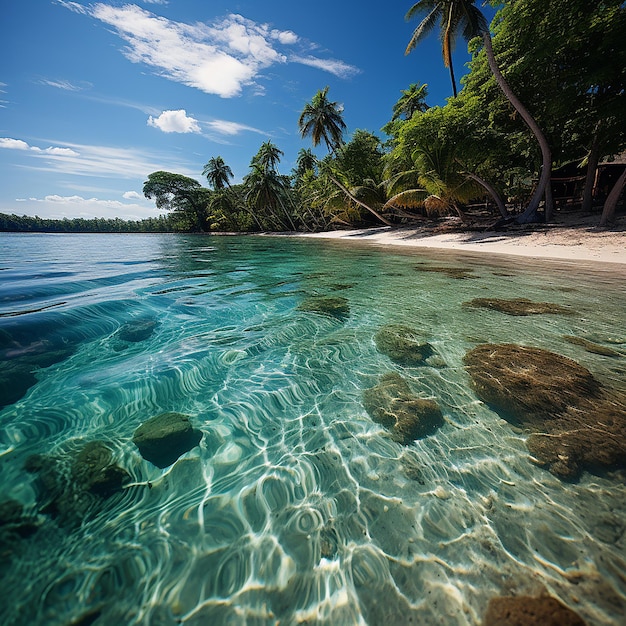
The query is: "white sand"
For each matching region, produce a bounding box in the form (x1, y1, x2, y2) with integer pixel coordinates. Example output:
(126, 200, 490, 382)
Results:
(298, 225, 626, 265)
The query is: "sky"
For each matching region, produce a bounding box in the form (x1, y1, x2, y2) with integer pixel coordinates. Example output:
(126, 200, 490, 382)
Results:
(1, 0, 497, 221)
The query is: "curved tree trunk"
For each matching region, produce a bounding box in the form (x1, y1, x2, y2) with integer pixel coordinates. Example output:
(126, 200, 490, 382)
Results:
(482, 32, 552, 224)
(327, 174, 393, 226)
(444, 6, 458, 98)
(465, 172, 509, 218)
(599, 167, 626, 226)
(582, 127, 601, 213)
(544, 171, 554, 222)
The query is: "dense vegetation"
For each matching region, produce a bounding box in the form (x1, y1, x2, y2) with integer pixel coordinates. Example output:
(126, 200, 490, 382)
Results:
(7, 1, 624, 234)
(0, 213, 175, 233)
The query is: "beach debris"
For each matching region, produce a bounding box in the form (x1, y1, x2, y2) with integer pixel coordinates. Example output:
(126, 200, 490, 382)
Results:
(24, 440, 130, 525)
(363, 372, 443, 445)
(464, 343, 626, 479)
(297, 295, 350, 319)
(483, 595, 586, 625)
(414, 264, 476, 280)
(563, 335, 621, 357)
(133, 412, 203, 468)
(117, 318, 157, 342)
(375, 324, 434, 366)
(463, 297, 574, 316)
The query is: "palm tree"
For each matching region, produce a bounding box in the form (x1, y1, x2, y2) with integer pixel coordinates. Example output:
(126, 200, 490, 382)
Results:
(253, 141, 284, 173)
(404, 0, 552, 223)
(405, 1, 486, 98)
(244, 145, 296, 231)
(202, 156, 233, 190)
(298, 87, 347, 154)
(384, 139, 484, 221)
(391, 82, 430, 121)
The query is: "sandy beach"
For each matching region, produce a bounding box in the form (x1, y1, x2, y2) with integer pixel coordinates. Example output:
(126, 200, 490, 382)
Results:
(298, 219, 626, 266)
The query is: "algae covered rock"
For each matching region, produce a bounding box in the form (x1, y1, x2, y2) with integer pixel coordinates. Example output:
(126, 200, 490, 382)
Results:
(463, 297, 574, 316)
(563, 335, 621, 357)
(464, 343, 626, 479)
(484, 595, 586, 626)
(463, 343, 602, 426)
(133, 412, 203, 468)
(374, 324, 434, 366)
(24, 440, 130, 524)
(414, 264, 475, 280)
(297, 296, 350, 319)
(363, 372, 443, 444)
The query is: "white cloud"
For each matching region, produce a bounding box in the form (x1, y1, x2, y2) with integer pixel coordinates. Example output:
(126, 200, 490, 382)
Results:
(272, 30, 298, 45)
(147, 109, 201, 133)
(15, 194, 161, 221)
(123, 191, 143, 199)
(1, 136, 197, 180)
(291, 55, 360, 78)
(1, 137, 80, 156)
(206, 120, 265, 136)
(61, 3, 357, 97)
(0, 138, 30, 150)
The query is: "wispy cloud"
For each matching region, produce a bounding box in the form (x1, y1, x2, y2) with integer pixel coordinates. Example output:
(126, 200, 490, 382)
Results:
(59, 3, 359, 97)
(148, 109, 200, 133)
(291, 56, 361, 78)
(206, 120, 265, 136)
(39, 78, 92, 91)
(123, 190, 143, 199)
(1, 136, 197, 180)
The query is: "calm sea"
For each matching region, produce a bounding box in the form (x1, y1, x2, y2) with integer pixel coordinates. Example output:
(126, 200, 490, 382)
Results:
(0, 233, 624, 625)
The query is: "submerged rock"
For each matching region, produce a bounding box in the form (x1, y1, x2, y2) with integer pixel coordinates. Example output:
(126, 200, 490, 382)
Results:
(414, 264, 476, 280)
(133, 412, 203, 468)
(297, 296, 350, 319)
(463, 343, 601, 426)
(483, 595, 586, 626)
(363, 372, 443, 445)
(464, 343, 626, 479)
(117, 319, 157, 343)
(563, 335, 621, 357)
(374, 324, 434, 366)
(24, 440, 130, 525)
(463, 297, 574, 316)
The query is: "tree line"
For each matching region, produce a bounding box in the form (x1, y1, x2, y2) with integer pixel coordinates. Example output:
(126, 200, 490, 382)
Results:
(7, 1, 623, 234)
(0, 213, 175, 233)
(143, 0, 625, 233)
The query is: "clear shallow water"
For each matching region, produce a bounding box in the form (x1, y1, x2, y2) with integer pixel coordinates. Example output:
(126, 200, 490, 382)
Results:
(0, 232, 625, 625)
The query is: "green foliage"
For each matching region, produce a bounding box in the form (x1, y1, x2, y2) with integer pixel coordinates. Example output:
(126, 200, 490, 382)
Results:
(298, 86, 347, 153)
(202, 156, 233, 190)
(143, 171, 212, 232)
(0, 212, 174, 233)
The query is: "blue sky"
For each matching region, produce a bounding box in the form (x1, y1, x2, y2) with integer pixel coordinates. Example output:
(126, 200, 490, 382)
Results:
(1, 0, 496, 220)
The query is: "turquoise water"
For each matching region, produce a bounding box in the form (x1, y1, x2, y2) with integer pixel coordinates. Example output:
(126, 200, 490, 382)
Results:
(0, 232, 624, 625)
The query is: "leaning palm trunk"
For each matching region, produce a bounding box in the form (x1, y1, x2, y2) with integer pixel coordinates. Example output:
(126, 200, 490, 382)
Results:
(599, 167, 626, 226)
(327, 174, 393, 226)
(482, 33, 552, 224)
(464, 172, 508, 218)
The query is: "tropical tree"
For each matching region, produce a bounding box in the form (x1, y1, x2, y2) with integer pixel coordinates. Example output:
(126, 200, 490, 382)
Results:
(298, 87, 347, 154)
(202, 156, 233, 190)
(405, 1, 486, 98)
(404, 0, 552, 223)
(143, 171, 211, 232)
(391, 82, 430, 121)
(293, 148, 318, 183)
(243, 143, 296, 231)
